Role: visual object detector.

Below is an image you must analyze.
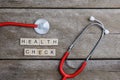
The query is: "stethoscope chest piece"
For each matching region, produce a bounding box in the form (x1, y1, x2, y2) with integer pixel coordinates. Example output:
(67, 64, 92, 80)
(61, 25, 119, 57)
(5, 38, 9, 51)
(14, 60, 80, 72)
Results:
(34, 19, 50, 34)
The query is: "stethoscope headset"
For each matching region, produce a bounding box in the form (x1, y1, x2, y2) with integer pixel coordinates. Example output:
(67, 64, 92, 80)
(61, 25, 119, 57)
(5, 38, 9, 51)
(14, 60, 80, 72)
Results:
(59, 16, 109, 80)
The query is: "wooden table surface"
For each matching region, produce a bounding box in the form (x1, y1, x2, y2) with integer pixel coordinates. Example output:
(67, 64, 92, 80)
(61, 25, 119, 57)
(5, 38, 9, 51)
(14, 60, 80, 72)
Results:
(0, 0, 119, 80)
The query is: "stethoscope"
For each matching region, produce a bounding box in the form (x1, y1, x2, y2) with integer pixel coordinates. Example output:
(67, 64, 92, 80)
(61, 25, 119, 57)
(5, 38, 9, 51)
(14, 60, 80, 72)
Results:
(0, 19, 50, 35)
(0, 16, 110, 80)
(59, 16, 109, 80)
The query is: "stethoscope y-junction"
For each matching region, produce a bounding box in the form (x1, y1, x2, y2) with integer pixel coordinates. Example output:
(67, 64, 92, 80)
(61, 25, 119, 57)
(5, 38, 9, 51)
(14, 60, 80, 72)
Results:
(59, 16, 109, 80)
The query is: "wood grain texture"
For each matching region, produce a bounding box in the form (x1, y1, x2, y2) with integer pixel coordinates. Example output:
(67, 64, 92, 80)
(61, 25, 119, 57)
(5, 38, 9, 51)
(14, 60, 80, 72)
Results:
(0, 9, 120, 59)
(0, 0, 120, 8)
(0, 0, 119, 80)
(0, 60, 119, 80)
(0, 9, 120, 33)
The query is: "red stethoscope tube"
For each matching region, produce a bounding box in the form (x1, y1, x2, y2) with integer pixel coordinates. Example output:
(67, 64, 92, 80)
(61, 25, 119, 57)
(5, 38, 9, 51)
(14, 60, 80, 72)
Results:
(0, 22, 37, 28)
(59, 51, 87, 80)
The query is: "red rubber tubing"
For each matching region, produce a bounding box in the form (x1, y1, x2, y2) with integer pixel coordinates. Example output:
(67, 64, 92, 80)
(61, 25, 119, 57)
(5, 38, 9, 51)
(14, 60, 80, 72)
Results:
(0, 22, 37, 28)
(59, 51, 87, 80)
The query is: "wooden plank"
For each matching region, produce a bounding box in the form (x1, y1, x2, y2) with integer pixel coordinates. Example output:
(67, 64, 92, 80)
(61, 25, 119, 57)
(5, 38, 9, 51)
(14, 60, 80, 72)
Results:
(0, 0, 120, 8)
(0, 9, 119, 33)
(0, 60, 119, 80)
(0, 9, 120, 59)
(0, 34, 119, 59)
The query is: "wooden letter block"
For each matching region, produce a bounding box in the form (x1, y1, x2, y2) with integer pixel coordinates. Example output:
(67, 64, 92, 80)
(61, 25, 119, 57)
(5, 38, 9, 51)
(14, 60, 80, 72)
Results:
(20, 38, 58, 46)
(40, 38, 58, 45)
(24, 49, 56, 56)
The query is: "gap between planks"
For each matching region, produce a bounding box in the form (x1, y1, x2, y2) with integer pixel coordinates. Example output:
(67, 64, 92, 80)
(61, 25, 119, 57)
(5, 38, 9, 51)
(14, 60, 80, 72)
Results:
(0, 7, 120, 9)
(0, 58, 119, 60)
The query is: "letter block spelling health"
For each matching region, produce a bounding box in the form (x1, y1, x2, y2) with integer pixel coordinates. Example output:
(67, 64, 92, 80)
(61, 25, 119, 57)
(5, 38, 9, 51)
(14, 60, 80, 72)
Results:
(20, 38, 58, 45)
